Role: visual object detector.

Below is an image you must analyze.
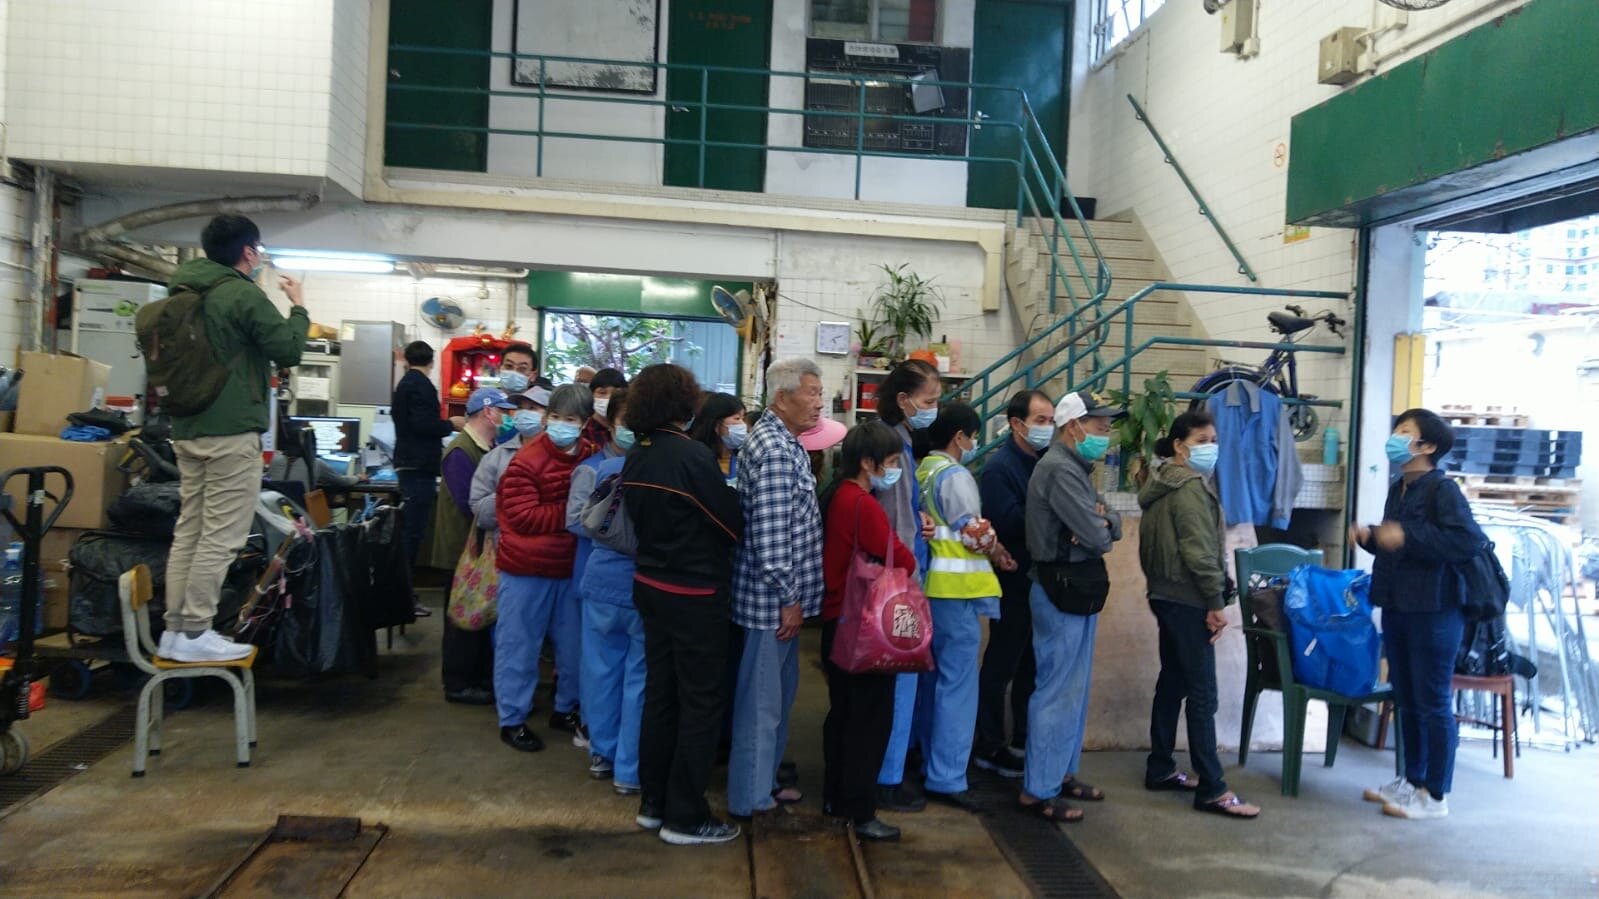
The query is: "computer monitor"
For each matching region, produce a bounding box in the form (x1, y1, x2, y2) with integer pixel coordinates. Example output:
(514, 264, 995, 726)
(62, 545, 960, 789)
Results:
(286, 416, 361, 457)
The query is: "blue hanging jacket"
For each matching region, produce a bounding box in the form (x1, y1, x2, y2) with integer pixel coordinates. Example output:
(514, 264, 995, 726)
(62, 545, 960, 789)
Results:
(1208, 381, 1284, 528)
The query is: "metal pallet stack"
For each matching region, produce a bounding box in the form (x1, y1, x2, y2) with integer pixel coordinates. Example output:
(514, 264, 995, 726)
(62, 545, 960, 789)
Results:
(1439, 405, 1583, 527)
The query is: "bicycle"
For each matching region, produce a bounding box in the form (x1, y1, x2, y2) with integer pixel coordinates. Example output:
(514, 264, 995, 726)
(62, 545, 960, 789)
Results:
(1188, 305, 1346, 442)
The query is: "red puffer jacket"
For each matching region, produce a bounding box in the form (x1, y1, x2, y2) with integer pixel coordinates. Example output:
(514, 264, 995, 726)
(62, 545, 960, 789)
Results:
(496, 433, 593, 577)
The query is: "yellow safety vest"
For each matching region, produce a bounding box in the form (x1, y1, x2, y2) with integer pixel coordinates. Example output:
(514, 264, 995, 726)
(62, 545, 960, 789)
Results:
(917, 454, 1001, 600)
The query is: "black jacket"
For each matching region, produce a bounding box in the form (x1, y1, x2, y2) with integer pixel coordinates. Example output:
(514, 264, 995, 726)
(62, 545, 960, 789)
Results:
(391, 369, 453, 475)
(624, 426, 743, 589)
(1359, 469, 1484, 614)
(979, 436, 1040, 573)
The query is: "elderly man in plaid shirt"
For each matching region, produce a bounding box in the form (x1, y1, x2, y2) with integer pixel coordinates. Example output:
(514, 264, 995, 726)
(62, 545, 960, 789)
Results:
(727, 357, 828, 819)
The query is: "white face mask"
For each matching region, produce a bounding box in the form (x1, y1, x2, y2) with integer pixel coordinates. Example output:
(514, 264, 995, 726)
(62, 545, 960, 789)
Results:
(594, 397, 610, 417)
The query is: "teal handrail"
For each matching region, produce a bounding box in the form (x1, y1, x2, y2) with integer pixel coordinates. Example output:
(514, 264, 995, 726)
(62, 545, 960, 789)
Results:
(385, 43, 1112, 344)
(1127, 95, 1258, 283)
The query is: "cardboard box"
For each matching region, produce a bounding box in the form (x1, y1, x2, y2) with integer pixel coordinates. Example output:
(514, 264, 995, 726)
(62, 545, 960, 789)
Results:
(0, 434, 128, 529)
(38, 526, 88, 569)
(0, 411, 11, 433)
(41, 560, 70, 631)
(13, 351, 111, 437)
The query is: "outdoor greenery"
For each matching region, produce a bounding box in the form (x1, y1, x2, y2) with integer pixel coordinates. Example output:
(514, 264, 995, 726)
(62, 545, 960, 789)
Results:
(1106, 371, 1177, 488)
(542, 313, 699, 380)
(870, 263, 943, 360)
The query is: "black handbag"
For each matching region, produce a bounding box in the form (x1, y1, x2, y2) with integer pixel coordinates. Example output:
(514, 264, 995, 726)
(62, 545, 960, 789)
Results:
(1035, 556, 1110, 617)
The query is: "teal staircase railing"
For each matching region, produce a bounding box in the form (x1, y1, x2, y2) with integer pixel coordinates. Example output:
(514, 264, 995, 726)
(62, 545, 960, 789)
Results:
(385, 45, 1348, 464)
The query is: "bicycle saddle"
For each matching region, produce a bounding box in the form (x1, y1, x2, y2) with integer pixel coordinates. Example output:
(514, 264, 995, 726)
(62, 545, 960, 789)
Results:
(1268, 310, 1316, 335)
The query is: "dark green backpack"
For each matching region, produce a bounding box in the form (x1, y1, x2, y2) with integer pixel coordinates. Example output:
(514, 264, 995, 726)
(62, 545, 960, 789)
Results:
(134, 275, 233, 417)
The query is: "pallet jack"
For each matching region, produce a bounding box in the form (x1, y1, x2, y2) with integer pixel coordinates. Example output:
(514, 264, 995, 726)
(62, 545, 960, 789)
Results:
(0, 466, 74, 775)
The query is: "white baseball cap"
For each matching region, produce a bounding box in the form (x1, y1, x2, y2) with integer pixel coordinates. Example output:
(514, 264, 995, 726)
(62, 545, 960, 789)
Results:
(1053, 390, 1124, 427)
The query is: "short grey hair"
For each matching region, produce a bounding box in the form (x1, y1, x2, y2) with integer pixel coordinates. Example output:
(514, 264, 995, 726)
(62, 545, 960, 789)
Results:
(766, 357, 822, 397)
(548, 383, 592, 420)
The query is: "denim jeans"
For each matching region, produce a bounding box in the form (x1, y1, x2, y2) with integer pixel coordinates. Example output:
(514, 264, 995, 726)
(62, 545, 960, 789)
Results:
(976, 569, 1036, 755)
(1023, 582, 1099, 800)
(1145, 599, 1227, 801)
(396, 470, 436, 570)
(727, 626, 801, 816)
(915, 598, 997, 794)
(581, 600, 646, 788)
(1385, 607, 1465, 798)
(493, 572, 574, 728)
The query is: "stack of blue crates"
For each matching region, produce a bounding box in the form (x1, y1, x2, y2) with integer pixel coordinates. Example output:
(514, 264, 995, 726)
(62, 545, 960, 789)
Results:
(1442, 426, 1581, 479)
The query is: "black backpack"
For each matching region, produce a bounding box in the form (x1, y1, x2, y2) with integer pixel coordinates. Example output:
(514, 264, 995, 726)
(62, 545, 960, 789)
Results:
(134, 275, 233, 417)
(1427, 478, 1511, 622)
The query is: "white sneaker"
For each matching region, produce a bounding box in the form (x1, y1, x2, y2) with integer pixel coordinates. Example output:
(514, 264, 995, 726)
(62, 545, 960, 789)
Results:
(1383, 789, 1448, 820)
(1363, 776, 1414, 805)
(157, 631, 178, 658)
(168, 630, 252, 663)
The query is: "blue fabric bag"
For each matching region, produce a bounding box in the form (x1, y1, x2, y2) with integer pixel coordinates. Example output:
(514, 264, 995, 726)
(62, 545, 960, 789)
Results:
(1283, 565, 1380, 696)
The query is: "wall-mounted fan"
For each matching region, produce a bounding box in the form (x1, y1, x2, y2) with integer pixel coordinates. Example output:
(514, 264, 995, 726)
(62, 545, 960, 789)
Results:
(421, 296, 465, 330)
(712, 285, 766, 339)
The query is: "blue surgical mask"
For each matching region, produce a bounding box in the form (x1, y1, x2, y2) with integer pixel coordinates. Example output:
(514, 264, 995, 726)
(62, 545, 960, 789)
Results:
(724, 423, 748, 450)
(512, 410, 543, 438)
(499, 370, 529, 394)
(959, 437, 978, 464)
(1026, 425, 1054, 452)
(1385, 433, 1416, 465)
(870, 467, 903, 491)
(1076, 433, 1111, 462)
(908, 406, 937, 430)
(614, 426, 636, 451)
(1187, 443, 1219, 475)
(546, 421, 581, 448)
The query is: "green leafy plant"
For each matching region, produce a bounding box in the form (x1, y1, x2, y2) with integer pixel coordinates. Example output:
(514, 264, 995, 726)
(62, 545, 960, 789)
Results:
(871, 263, 943, 360)
(1105, 371, 1178, 489)
(854, 318, 889, 357)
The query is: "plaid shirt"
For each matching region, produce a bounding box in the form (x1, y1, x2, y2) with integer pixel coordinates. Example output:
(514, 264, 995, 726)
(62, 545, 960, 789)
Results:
(732, 409, 824, 629)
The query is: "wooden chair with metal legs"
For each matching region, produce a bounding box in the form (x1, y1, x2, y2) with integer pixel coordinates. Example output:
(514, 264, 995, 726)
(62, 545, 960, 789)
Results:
(118, 564, 258, 777)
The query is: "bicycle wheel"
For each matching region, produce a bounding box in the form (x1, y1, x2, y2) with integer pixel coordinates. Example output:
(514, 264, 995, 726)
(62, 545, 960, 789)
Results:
(1287, 403, 1320, 443)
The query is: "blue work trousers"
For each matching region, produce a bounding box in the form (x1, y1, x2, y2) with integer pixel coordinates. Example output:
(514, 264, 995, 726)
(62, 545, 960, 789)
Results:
(914, 598, 993, 794)
(1023, 583, 1099, 801)
(581, 600, 646, 788)
(493, 572, 577, 728)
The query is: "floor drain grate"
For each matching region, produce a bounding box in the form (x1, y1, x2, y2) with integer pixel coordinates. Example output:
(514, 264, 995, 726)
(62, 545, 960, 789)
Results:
(970, 771, 1121, 898)
(0, 707, 135, 818)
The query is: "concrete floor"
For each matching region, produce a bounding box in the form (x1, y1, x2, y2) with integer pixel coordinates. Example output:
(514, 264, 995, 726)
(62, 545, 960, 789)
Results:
(3, 597, 1596, 898)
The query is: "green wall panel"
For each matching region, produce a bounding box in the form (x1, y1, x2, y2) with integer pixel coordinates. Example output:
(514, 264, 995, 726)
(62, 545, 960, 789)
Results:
(385, 0, 492, 172)
(1288, 0, 1599, 227)
(526, 271, 753, 318)
(663, 0, 772, 192)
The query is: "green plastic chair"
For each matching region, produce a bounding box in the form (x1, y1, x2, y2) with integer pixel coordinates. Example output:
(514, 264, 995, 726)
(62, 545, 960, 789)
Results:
(1236, 544, 1397, 797)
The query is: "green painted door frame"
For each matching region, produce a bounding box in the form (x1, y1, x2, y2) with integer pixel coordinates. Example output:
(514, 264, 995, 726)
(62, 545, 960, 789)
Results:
(385, 0, 493, 172)
(1287, 0, 1599, 228)
(967, 0, 1072, 211)
(664, 0, 773, 192)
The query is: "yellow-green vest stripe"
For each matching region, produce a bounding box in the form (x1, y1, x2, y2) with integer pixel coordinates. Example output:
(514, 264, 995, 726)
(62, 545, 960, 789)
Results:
(917, 454, 1001, 600)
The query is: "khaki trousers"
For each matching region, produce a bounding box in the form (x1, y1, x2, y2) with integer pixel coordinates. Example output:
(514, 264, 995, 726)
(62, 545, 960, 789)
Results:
(164, 432, 262, 633)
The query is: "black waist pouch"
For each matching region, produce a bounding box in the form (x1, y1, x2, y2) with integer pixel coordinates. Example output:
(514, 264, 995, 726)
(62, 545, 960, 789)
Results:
(1035, 556, 1110, 617)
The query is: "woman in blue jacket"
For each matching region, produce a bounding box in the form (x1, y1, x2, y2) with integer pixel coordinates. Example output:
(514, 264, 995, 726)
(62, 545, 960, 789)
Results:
(1349, 408, 1485, 821)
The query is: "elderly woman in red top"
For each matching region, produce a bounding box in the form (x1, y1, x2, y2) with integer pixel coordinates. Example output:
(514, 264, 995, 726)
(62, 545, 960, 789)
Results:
(820, 422, 917, 843)
(495, 384, 595, 753)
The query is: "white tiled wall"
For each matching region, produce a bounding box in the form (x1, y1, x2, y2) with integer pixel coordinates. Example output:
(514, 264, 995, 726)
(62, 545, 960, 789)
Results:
(0, 184, 29, 366)
(4, 0, 351, 186)
(1067, 0, 1533, 422)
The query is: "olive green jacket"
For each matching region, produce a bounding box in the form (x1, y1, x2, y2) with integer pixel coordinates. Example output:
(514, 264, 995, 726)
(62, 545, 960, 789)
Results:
(1137, 462, 1229, 611)
(167, 258, 309, 440)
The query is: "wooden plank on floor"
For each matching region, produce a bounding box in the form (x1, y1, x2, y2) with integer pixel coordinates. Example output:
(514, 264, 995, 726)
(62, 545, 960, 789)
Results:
(749, 811, 865, 899)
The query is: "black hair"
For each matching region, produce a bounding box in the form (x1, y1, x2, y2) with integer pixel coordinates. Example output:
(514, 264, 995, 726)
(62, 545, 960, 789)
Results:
(928, 402, 981, 450)
(627, 364, 700, 435)
(1005, 389, 1052, 422)
(403, 340, 434, 367)
(690, 392, 746, 457)
(838, 422, 904, 480)
(591, 368, 628, 391)
(201, 214, 261, 267)
(1394, 408, 1455, 463)
(605, 388, 628, 429)
(502, 342, 538, 369)
(876, 361, 937, 427)
(1154, 410, 1214, 458)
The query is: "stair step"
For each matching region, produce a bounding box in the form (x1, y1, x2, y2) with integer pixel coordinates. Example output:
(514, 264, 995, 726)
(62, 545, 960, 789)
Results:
(1023, 297, 1188, 328)
(1037, 255, 1162, 281)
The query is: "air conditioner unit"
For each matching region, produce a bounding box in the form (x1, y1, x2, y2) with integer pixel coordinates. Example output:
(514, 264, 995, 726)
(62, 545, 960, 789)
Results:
(1220, 0, 1259, 57)
(1319, 27, 1367, 85)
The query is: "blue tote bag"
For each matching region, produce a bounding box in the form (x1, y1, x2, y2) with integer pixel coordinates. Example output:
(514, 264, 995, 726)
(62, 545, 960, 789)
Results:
(1283, 565, 1380, 696)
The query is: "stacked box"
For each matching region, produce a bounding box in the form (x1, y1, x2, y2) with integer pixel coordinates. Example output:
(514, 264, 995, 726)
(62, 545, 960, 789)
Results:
(1441, 426, 1582, 479)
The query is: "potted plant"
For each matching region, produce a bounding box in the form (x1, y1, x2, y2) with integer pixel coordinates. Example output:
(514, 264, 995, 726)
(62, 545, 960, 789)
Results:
(854, 318, 890, 367)
(871, 263, 943, 361)
(1105, 371, 1177, 489)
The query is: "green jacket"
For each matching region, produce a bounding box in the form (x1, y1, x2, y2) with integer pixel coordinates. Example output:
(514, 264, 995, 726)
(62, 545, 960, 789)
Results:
(167, 258, 309, 440)
(1137, 462, 1229, 611)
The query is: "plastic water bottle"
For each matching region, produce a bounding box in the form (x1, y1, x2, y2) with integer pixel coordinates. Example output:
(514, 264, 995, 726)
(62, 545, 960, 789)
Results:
(0, 543, 22, 646)
(1102, 449, 1122, 493)
(1322, 426, 1340, 466)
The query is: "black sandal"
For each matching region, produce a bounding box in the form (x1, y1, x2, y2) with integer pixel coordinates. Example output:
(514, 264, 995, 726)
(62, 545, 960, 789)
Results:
(1145, 771, 1201, 792)
(772, 785, 803, 805)
(1019, 795, 1083, 822)
(1196, 793, 1260, 819)
(1061, 777, 1105, 801)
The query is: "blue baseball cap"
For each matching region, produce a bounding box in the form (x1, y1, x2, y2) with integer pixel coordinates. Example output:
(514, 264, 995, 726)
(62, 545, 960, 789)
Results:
(466, 387, 517, 415)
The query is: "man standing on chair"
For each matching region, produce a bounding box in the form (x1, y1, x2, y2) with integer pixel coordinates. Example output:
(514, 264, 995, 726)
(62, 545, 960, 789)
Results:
(160, 215, 309, 663)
